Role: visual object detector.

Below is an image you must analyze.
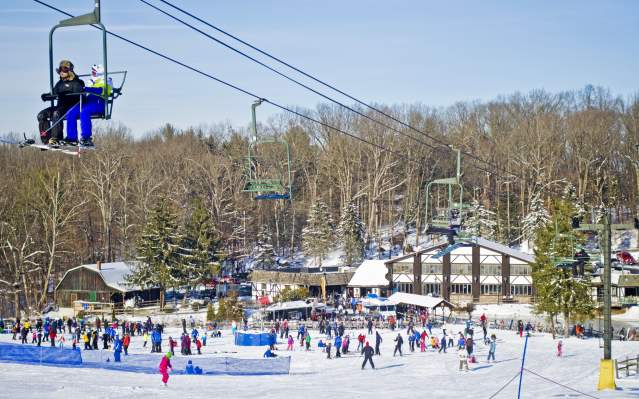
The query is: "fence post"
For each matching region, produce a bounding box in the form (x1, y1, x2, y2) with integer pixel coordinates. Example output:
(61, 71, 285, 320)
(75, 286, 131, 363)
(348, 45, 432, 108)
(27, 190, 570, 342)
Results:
(627, 356, 630, 377)
(615, 359, 619, 379)
(636, 354, 639, 375)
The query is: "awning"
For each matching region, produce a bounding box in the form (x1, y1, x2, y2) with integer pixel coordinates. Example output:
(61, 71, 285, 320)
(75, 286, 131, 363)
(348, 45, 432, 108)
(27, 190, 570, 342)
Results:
(387, 292, 454, 310)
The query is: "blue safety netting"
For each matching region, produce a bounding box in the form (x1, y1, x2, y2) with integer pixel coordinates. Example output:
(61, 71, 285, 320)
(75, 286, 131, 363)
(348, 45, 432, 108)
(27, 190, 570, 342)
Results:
(234, 332, 276, 346)
(0, 342, 82, 365)
(0, 342, 290, 375)
(81, 350, 290, 375)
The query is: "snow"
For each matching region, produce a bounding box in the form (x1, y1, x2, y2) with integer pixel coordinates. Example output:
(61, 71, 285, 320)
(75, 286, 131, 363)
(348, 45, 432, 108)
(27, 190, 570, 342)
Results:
(1, 320, 639, 398)
(387, 292, 452, 309)
(347, 260, 389, 287)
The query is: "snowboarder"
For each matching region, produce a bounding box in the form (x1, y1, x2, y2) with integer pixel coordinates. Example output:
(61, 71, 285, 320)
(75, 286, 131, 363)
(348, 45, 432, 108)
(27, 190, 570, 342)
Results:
(393, 333, 403, 357)
(263, 348, 278, 358)
(158, 352, 173, 386)
(361, 342, 375, 370)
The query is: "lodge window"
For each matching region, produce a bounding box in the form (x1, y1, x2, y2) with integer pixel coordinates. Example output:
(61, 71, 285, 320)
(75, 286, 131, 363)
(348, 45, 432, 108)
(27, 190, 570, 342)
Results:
(480, 284, 501, 295)
(511, 265, 531, 276)
(451, 283, 471, 294)
(510, 285, 532, 296)
(451, 264, 472, 275)
(480, 264, 501, 276)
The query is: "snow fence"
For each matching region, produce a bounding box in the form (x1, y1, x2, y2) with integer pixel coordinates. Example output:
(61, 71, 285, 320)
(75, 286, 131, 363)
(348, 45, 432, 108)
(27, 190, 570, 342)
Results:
(0, 342, 82, 365)
(81, 350, 291, 375)
(0, 343, 290, 375)
(234, 332, 276, 346)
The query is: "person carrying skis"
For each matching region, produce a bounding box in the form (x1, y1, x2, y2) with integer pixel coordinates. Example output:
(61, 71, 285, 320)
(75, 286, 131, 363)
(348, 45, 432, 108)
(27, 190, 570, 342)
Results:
(37, 60, 85, 146)
(361, 341, 375, 370)
(159, 352, 173, 386)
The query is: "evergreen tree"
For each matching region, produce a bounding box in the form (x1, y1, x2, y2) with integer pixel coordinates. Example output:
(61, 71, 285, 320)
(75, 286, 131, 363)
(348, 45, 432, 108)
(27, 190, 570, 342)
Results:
(337, 202, 366, 266)
(181, 199, 222, 287)
(252, 224, 277, 269)
(522, 193, 550, 245)
(465, 199, 497, 239)
(302, 200, 335, 267)
(532, 199, 595, 337)
(127, 198, 184, 310)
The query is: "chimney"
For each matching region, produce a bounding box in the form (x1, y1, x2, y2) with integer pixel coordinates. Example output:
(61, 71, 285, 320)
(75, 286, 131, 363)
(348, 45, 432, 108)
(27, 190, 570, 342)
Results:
(96, 260, 102, 271)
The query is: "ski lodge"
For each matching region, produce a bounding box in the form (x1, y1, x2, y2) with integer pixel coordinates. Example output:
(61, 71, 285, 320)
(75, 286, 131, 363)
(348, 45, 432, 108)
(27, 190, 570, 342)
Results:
(55, 261, 160, 310)
(348, 237, 535, 304)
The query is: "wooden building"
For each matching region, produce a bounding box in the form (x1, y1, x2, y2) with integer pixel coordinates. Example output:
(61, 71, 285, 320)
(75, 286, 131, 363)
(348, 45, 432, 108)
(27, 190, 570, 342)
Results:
(249, 270, 355, 299)
(55, 261, 159, 307)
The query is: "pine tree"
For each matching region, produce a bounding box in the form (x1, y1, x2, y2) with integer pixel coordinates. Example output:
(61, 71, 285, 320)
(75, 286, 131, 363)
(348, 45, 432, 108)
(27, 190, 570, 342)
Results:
(337, 202, 366, 266)
(465, 199, 497, 239)
(181, 199, 221, 287)
(302, 200, 335, 267)
(127, 198, 184, 310)
(532, 199, 595, 338)
(522, 193, 550, 245)
(252, 224, 277, 269)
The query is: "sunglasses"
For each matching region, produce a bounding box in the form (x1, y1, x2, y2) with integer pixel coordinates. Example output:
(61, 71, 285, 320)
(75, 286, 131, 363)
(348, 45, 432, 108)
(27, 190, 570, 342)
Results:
(57, 66, 70, 74)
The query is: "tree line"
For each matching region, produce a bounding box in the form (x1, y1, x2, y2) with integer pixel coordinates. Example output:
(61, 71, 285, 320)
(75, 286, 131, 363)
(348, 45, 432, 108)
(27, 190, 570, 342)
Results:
(0, 85, 637, 316)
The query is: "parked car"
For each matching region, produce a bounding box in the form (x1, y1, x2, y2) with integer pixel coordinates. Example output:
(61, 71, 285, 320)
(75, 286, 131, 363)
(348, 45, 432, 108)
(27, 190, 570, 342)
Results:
(617, 251, 637, 265)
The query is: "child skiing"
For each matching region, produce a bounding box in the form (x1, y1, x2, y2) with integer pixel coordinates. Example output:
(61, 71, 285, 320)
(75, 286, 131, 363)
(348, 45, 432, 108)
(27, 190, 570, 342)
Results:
(557, 340, 563, 357)
(159, 351, 173, 386)
(287, 335, 294, 351)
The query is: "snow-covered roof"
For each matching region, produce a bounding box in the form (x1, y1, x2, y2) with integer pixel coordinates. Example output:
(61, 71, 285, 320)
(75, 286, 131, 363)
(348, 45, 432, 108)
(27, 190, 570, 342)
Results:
(56, 262, 141, 293)
(348, 260, 389, 287)
(472, 237, 535, 263)
(265, 300, 312, 311)
(387, 292, 453, 309)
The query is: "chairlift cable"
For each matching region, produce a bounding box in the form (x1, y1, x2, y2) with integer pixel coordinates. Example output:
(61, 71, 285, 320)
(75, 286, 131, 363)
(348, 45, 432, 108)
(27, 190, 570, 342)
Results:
(150, 0, 523, 181)
(32, 0, 422, 167)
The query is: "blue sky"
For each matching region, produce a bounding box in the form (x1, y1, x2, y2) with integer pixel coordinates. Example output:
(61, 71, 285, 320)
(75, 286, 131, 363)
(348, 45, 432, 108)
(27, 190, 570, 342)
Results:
(1, 0, 638, 138)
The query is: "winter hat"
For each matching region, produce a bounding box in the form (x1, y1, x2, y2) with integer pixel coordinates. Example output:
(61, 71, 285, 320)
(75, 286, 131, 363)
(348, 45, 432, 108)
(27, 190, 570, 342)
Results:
(166, 351, 172, 359)
(56, 60, 74, 74)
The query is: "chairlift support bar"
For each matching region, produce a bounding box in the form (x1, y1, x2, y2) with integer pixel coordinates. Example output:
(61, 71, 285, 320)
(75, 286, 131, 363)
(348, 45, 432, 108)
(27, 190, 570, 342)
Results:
(48, 0, 109, 119)
(424, 147, 463, 229)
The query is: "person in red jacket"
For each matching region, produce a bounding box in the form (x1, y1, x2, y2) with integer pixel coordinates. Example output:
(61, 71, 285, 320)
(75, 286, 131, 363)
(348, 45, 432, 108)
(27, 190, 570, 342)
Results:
(168, 336, 176, 356)
(158, 351, 173, 386)
(196, 338, 202, 355)
(122, 333, 131, 356)
(49, 328, 57, 347)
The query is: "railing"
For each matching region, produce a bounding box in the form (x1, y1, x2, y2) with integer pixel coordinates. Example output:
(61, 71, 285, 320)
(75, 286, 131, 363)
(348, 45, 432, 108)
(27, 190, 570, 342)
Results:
(616, 355, 639, 378)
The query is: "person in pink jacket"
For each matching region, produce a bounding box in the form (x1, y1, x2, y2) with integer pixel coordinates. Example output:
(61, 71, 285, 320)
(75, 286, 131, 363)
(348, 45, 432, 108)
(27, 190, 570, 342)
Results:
(287, 336, 294, 351)
(159, 351, 173, 386)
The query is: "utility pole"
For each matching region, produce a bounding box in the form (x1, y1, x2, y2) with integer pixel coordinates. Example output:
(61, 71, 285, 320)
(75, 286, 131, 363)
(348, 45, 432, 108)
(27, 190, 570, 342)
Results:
(602, 213, 612, 361)
(578, 213, 617, 390)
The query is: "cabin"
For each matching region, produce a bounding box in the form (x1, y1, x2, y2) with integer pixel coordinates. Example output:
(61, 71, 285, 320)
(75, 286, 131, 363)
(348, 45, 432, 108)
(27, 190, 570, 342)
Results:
(55, 261, 160, 308)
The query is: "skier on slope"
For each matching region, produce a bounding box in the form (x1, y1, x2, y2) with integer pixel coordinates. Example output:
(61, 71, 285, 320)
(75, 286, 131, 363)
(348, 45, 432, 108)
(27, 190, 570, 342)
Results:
(361, 341, 375, 370)
(158, 351, 173, 386)
(375, 330, 383, 356)
(393, 333, 403, 357)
